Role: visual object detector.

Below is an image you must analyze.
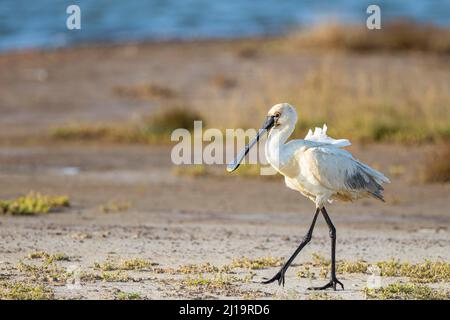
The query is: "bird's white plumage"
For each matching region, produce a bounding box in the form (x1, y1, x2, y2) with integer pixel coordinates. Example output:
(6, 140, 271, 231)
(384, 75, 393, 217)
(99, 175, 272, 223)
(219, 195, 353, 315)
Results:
(264, 103, 390, 208)
(304, 124, 351, 148)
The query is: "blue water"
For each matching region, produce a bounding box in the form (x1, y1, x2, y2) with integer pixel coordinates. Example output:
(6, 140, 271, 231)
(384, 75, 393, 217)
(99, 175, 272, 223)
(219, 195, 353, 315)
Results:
(1, 0, 449, 51)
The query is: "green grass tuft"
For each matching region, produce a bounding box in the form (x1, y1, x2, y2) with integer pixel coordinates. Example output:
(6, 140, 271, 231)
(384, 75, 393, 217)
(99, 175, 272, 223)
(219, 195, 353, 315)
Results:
(115, 291, 143, 300)
(0, 192, 70, 215)
(183, 273, 235, 289)
(304, 254, 450, 283)
(17, 261, 68, 284)
(27, 251, 70, 264)
(376, 260, 450, 283)
(364, 283, 449, 300)
(93, 258, 154, 271)
(177, 262, 223, 274)
(230, 257, 283, 270)
(0, 282, 54, 300)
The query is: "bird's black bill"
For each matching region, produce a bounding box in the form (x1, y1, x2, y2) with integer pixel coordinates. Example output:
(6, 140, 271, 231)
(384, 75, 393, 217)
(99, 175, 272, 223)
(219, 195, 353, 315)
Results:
(227, 116, 275, 173)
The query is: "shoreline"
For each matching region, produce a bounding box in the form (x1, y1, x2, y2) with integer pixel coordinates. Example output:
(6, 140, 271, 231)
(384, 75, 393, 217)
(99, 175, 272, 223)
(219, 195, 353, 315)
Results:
(0, 35, 273, 56)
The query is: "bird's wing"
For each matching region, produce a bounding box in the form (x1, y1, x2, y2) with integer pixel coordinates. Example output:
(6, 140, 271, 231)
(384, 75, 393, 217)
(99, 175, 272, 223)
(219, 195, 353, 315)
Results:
(304, 124, 351, 148)
(299, 145, 389, 200)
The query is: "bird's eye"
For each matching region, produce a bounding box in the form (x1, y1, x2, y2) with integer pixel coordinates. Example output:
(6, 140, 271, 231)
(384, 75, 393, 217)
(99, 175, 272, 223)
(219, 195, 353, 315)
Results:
(274, 112, 281, 118)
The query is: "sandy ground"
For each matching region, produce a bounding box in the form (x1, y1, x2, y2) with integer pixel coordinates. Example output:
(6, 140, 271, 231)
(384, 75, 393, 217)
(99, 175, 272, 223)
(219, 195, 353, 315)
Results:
(0, 40, 449, 299)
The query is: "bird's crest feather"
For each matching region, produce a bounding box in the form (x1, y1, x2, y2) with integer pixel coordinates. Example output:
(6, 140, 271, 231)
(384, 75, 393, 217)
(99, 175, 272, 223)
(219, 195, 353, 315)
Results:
(304, 124, 351, 148)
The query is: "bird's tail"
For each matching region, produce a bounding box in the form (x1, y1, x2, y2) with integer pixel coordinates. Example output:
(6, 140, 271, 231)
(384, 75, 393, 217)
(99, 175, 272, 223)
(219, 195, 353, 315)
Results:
(358, 162, 391, 185)
(357, 162, 391, 202)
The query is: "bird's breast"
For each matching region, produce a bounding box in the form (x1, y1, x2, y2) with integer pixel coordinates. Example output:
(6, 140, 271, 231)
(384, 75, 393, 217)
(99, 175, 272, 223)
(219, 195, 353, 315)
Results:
(284, 175, 317, 201)
(266, 150, 298, 178)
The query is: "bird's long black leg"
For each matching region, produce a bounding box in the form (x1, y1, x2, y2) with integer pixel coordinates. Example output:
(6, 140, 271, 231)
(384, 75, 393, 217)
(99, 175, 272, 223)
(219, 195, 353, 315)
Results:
(262, 208, 320, 286)
(308, 206, 344, 291)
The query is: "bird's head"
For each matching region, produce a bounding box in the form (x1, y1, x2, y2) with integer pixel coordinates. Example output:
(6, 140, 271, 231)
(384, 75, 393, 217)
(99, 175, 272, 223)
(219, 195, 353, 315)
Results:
(267, 103, 298, 130)
(227, 102, 297, 172)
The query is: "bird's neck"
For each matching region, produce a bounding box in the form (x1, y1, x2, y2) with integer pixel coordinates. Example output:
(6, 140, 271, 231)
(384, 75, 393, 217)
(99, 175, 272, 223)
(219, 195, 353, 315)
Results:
(265, 122, 295, 171)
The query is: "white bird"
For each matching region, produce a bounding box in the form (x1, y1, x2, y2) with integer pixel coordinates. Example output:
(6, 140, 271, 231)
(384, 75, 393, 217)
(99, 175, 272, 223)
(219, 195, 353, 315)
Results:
(228, 103, 390, 290)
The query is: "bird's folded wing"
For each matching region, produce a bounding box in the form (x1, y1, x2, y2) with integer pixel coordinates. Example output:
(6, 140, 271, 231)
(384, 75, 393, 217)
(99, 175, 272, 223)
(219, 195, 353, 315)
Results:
(300, 146, 389, 196)
(301, 147, 356, 191)
(304, 124, 351, 148)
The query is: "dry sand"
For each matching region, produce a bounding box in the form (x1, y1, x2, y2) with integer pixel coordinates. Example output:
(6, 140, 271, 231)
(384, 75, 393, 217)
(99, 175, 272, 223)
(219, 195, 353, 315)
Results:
(0, 144, 449, 299)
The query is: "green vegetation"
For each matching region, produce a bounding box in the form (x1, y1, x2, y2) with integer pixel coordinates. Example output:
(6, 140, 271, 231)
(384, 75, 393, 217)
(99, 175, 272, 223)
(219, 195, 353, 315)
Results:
(50, 108, 203, 144)
(115, 290, 143, 300)
(177, 262, 224, 274)
(5, 251, 449, 300)
(76, 270, 134, 283)
(16, 252, 145, 286)
(0, 192, 70, 215)
(301, 254, 450, 283)
(180, 272, 264, 298)
(376, 260, 450, 283)
(0, 282, 54, 300)
(9, 252, 72, 288)
(27, 251, 70, 264)
(94, 258, 154, 271)
(229, 256, 283, 270)
(184, 273, 235, 289)
(17, 261, 68, 284)
(365, 283, 449, 300)
(96, 271, 132, 282)
(338, 260, 369, 274)
(176, 256, 283, 275)
(120, 258, 154, 271)
(296, 265, 315, 279)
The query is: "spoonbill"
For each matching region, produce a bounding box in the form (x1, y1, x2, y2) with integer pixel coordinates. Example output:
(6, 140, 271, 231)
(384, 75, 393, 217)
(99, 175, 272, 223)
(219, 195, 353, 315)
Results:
(227, 103, 390, 290)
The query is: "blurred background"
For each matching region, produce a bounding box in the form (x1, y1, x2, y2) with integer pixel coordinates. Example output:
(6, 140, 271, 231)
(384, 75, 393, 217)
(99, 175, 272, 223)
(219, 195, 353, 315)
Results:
(1, 0, 450, 51)
(0, 0, 449, 300)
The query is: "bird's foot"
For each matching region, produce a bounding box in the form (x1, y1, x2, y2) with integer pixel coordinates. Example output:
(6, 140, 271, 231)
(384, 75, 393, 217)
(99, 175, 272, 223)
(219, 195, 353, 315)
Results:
(308, 277, 344, 291)
(261, 268, 286, 286)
